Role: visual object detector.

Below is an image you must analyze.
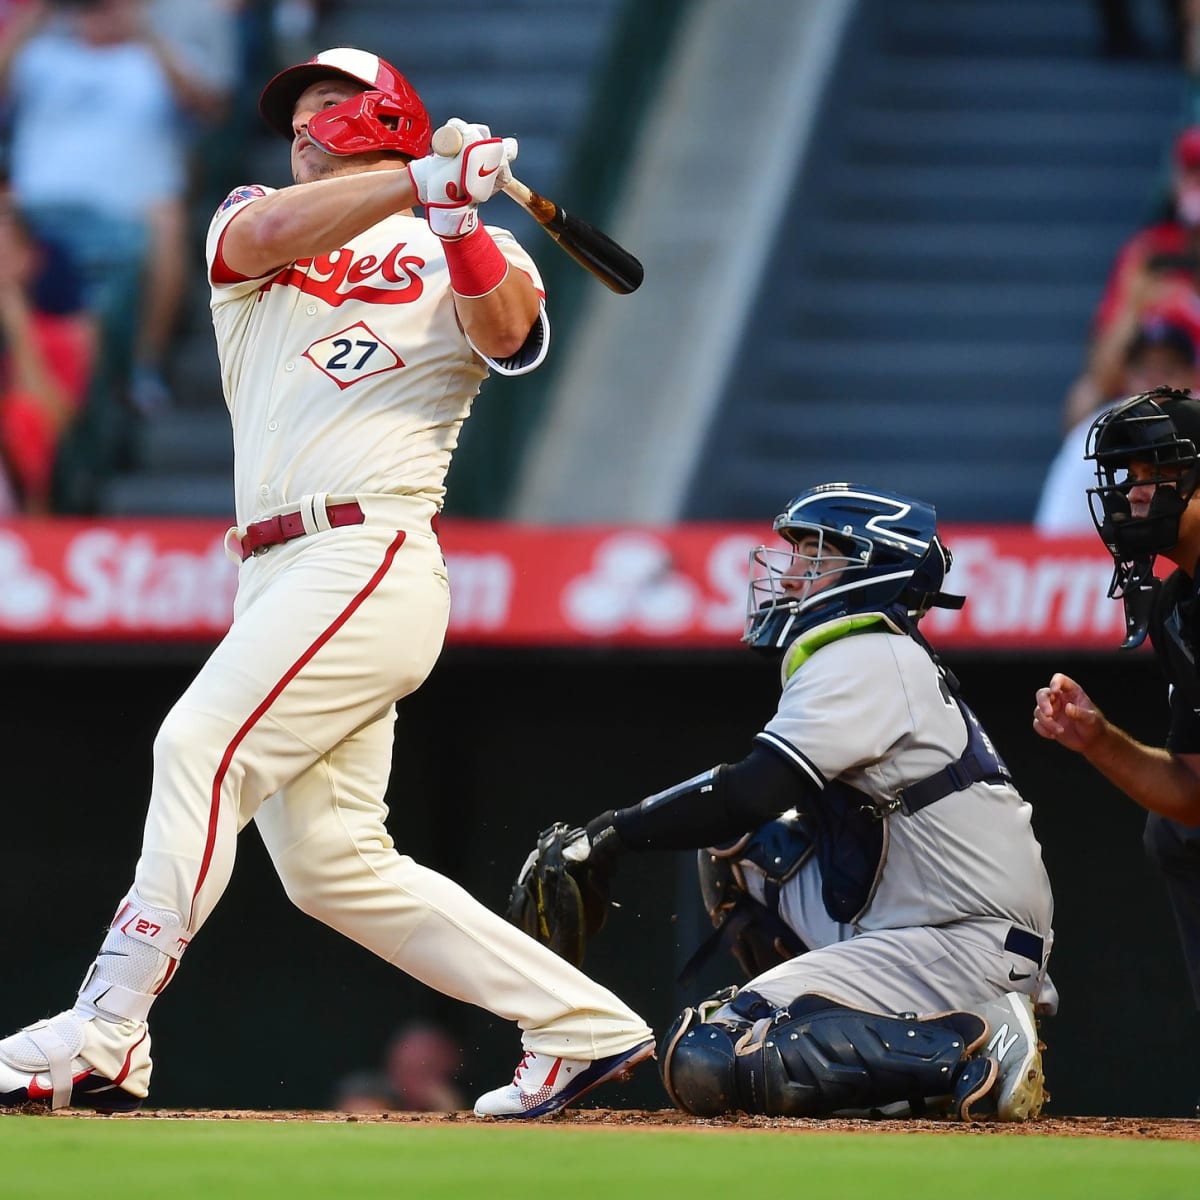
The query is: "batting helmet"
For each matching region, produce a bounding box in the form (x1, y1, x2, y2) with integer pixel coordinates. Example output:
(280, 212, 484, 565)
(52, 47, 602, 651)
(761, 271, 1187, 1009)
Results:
(258, 46, 432, 158)
(743, 483, 963, 652)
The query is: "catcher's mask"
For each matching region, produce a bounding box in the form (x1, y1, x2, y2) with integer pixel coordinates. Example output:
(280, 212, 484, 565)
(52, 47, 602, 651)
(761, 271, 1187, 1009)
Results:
(259, 46, 432, 159)
(1085, 387, 1200, 648)
(743, 483, 964, 652)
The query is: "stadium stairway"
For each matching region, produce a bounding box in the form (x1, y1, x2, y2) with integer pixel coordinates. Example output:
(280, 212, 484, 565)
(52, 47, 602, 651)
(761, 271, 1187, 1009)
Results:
(96, 0, 624, 517)
(685, 0, 1187, 523)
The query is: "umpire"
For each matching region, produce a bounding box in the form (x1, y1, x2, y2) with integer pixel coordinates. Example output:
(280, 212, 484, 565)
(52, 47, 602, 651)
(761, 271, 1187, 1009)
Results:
(1035, 386, 1200, 1107)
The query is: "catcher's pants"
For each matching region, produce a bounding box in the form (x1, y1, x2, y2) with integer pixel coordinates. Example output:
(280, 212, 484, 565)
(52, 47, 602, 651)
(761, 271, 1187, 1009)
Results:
(130, 494, 650, 1059)
(742, 849, 1053, 1017)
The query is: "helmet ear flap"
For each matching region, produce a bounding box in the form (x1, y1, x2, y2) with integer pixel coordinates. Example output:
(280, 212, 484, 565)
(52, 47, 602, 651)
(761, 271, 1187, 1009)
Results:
(901, 535, 962, 616)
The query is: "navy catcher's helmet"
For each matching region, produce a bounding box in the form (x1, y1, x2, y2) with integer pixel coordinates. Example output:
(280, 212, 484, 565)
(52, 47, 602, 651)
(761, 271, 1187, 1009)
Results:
(743, 483, 963, 653)
(1085, 386, 1200, 646)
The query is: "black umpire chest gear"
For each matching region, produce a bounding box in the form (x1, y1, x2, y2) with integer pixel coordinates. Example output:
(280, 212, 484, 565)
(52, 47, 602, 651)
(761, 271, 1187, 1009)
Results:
(1148, 569, 1200, 750)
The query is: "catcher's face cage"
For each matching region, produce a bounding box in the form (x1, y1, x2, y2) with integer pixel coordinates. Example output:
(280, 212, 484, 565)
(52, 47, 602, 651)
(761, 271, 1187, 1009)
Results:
(1084, 390, 1200, 645)
(743, 532, 866, 649)
(742, 484, 954, 651)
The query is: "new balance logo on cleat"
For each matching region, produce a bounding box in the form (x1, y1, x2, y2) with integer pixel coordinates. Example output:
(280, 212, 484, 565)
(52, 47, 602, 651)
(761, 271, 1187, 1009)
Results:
(987, 1023, 1020, 1062)
(973, 992, 1046, 1122)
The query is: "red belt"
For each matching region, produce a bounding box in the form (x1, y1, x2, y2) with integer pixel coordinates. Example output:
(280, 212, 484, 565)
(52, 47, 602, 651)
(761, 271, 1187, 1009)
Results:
(239, 501, 365, 560)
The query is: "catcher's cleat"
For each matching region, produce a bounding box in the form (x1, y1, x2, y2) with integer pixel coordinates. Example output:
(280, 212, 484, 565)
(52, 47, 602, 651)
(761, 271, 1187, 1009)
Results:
(473, 1037, 655, 1119)
(968, 991, 1046, 1122)
(0, 1010, 150, 1112)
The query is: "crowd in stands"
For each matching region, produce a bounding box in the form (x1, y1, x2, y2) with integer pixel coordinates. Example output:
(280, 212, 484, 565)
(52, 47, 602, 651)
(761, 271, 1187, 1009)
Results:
(0, 0, 327, 515)
(5, 2, 1200, 525)
(1035, 1, 1200, 532)
(330, 1021, 467, 1114)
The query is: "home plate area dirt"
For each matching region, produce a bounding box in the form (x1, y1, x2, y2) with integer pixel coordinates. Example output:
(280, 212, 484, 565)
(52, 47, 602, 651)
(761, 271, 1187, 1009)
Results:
(5, 1106, 1199, 1140)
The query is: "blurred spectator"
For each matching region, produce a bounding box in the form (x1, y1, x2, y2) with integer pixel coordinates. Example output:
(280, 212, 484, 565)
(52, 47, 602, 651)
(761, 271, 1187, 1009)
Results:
(1062, 125, 1200, 432)
(271, 0, 326, 68)
(1095, 0, 1187, 58)
(0, 0, 234, 418)
(1035, 317, 1198, 533)
(331, 1022, 466, 1113)
(0, 198, 95, 513)
(330, 1068, 393, 1114)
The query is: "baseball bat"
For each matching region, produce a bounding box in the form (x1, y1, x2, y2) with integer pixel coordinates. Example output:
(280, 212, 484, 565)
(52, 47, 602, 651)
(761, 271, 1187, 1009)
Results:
(431, 124, 643, 295)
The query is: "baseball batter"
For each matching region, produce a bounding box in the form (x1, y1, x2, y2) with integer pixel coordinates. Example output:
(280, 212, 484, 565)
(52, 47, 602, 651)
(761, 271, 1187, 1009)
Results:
(513, 485, 1054, 1120)
(0, 47, 652, 1119)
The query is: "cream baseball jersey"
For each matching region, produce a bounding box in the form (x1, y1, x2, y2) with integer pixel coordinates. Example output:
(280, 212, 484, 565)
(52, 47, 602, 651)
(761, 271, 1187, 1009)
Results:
(205, 183, 548, 525)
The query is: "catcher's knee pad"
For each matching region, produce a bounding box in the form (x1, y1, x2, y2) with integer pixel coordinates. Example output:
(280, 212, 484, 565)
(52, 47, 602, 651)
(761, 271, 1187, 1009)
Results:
(662, 992, 989, 1118)
(659, 999, 743, 1117)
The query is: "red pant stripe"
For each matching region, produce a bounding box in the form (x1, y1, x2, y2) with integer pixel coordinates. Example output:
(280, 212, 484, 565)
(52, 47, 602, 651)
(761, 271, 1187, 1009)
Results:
(187, 530, 408, 927)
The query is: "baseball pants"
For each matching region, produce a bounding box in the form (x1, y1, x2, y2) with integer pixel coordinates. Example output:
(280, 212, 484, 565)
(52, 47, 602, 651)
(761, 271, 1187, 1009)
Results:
(130, 495, 649, 1058)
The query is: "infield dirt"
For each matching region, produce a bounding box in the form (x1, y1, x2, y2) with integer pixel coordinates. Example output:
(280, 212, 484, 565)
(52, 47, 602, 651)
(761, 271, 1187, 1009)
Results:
(4, 1106, 1198, 1141)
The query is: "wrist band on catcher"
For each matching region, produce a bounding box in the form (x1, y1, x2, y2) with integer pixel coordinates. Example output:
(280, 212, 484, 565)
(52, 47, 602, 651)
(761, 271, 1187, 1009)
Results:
(443, 223, 509, 298)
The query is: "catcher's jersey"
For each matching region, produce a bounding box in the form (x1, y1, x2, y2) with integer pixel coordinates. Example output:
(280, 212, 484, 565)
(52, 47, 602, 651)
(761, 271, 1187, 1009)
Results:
(758, 627, 1053, 934)
(205, 183, 547, 526)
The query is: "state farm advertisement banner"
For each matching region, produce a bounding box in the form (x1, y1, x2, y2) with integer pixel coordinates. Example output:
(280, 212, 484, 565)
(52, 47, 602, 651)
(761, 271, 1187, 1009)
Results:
(0, 518, 1130, 650)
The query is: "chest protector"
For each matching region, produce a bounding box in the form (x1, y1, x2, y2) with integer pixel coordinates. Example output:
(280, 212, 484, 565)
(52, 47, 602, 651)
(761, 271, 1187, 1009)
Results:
(1150, 569, 1200, 708)
(782, 613, 1013, 925)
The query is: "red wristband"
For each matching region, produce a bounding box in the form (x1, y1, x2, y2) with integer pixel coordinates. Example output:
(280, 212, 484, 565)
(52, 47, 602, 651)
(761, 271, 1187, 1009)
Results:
(442, 223, 509, 298)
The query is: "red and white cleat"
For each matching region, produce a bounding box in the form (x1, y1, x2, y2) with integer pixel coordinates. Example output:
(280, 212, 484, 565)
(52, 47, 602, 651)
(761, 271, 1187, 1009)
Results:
(473, 1039, 655, 1119)
(0, 1010, 150, 1112)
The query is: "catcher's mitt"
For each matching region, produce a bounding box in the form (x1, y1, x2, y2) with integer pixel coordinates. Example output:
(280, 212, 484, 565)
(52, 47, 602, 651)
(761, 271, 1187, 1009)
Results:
(505, 823, 613, 968)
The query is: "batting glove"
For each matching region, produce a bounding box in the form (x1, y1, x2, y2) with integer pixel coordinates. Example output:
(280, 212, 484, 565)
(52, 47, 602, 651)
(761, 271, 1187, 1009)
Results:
(408, 117, 517, 240)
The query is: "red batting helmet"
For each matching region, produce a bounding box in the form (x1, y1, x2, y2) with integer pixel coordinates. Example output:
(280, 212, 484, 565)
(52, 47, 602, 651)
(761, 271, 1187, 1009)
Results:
(258, 47, 432, 158)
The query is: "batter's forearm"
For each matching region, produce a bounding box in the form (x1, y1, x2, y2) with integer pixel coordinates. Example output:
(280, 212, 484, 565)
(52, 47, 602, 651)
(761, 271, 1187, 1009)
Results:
(455, 268, 540, 359)
(223, 170, 419, 278)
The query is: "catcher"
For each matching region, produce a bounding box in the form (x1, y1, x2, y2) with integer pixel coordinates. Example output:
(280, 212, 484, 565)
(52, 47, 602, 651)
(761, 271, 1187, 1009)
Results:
(508, 483, 1056, 1121)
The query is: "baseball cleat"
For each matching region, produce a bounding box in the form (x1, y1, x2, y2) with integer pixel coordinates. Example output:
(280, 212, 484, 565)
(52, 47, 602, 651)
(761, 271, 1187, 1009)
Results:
(0, 1010, 150, 1112)
(972, 991, 1046, 1121)
(473, 1037, 656, 1119)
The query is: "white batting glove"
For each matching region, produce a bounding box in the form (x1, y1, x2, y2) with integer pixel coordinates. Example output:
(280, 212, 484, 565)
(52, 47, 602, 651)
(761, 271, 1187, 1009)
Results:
(407, 117, 517, 239)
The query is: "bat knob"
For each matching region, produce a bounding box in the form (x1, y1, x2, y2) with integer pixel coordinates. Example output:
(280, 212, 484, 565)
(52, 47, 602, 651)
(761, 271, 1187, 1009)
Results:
(431, 125, 464, 157)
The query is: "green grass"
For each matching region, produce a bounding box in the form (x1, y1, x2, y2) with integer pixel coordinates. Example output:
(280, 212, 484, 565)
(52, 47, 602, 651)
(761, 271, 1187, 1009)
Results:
(0, 1119, 1197, 1200)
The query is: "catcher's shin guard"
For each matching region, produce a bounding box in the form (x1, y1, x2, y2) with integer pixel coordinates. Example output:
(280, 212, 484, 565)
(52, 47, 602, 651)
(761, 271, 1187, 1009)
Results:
(661, 991, 989, 1118)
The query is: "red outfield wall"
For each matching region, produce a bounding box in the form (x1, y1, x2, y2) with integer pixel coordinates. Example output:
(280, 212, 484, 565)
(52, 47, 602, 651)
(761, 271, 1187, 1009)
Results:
(0, 519, 1132, 650)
